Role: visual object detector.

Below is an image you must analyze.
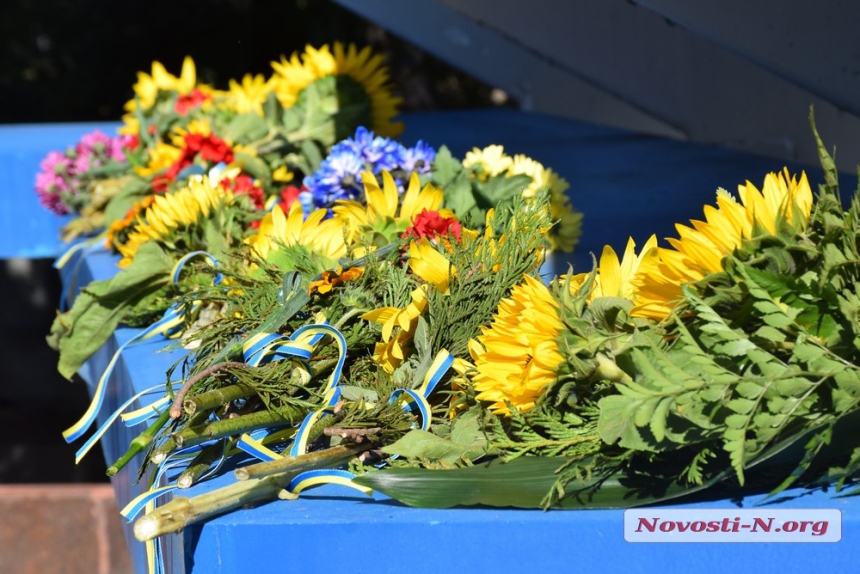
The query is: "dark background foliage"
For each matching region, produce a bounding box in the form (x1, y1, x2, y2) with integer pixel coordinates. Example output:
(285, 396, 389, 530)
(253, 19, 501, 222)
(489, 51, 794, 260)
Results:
(0, 0, 495, 124)
(0, 0, 496, 482)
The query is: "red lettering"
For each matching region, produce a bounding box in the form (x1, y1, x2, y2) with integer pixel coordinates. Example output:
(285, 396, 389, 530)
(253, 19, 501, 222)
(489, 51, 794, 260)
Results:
(636, 518, 658, 533)
(751, 517, 773, 533)
(706, 520, 721, 532)
(659, 522, 674, 532)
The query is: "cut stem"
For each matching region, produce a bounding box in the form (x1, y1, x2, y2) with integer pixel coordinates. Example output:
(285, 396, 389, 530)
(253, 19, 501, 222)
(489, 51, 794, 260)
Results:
(134, 443, 372, 541)
(184, 383, 255, 416)
(234, 442, 372, 481)
(151, 410, 209, 464)
(172, 407, 306, 449)
(107, 409, 171, 477)
(176, 441, 225, 489)
(169, 361, 249, 419)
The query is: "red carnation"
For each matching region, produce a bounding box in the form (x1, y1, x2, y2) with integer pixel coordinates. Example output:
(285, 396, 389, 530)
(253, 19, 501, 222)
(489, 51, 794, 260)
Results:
(184, 133, 234, 164)
(279, 186, 302, 210)
(223, 175, 265, 210)
(402, 209, 462, 242)
(174, 88, 212, 116)
(124, 134, 141, 151)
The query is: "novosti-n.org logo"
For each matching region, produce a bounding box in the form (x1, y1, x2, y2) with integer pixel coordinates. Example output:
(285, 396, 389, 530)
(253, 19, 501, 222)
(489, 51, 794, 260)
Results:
(624, 509, 841, 542)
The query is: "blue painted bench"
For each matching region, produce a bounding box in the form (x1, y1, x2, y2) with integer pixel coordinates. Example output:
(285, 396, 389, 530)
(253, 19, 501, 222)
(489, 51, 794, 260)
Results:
(7, 109, 857, 573)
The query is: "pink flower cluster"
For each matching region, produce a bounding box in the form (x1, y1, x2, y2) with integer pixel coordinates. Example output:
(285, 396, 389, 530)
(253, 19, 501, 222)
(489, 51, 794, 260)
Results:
(35, 130, 132, 215)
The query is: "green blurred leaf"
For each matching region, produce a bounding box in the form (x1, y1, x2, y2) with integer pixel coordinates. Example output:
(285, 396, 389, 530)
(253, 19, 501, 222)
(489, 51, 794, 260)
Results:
(224, 113, 269, 143)
(54, 242, 173, 379)
(475, 173, 532, 206)
(103, 177, 150, 226)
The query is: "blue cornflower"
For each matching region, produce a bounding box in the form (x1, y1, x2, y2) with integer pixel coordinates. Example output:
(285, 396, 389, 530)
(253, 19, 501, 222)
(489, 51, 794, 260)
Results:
(304, 127, 438, 210)
(303, 141, 364, 206)
(395, 140, 436, 175)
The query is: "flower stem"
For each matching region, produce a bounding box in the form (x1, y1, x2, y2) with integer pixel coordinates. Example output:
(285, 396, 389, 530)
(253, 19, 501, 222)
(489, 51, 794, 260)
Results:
(134, 443, 372, 541)
(183, 383, 255, 416)
(106, 409, 171, 477)
(172, 407, 307, 449)
(177, 441, 225, 489)
(169, 361, 249, 419)
(234, 440, 371, 481)
(151, 410, 210, 464)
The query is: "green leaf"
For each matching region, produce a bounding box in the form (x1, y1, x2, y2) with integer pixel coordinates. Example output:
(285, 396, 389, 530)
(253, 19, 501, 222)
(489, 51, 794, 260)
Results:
(103, 177, 150, 226)
(713, 338, 756, 357)
(55, 242, 173, 379)
(299, 140, 324, 174)
(233, 153, 272, 181)
(596, 395, 651, 450)
(441, 172, 476, 215)
(475, 174, 532, 206)
(261, 91, 284, 124)
(224, 113, 270, 143)
(353, 456, 723, 509)
(754, 325, 787, 342)
(203, 219, 230, 263)
(338, 386, 379, 404)
(431, 146, 463, 187)
(381, 409, 492, 465)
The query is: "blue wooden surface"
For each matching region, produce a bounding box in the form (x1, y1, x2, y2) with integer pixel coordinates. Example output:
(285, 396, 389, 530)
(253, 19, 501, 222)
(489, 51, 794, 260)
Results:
(37, 109, 858, 573)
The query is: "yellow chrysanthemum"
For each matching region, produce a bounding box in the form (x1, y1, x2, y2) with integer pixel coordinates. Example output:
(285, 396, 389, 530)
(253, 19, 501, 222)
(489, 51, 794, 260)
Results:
(134, 141, 183, 177)
(361, 238, 453, 373)
(333, 171, 445, 247)
(632, 169, 814, 321)
(508, 154, 582, 252)
(246, 202, 348, 265)
(469, 275, 564, 416)
(463, 145, 513, 182)
(168, 118, 213, 145)
(272, 166, 295, 183)
(270, 43, 403, 136)
(220, 74, 275, 115)
(120, 57, 209, 134)
(566, 235, 658, 301)
(116, 177, 232, 267)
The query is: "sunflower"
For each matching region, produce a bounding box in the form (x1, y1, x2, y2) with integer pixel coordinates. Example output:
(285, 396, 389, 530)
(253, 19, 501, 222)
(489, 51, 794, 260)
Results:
(270, 43, 403, 136)
(245, 201, 348, 267)
(332, 171, 446, 248)
(632, 169, 813, 321)
(116, 177, 232, 267)
(566, 235, 658, 301)
(220, 74, 275, 115)
(469, 274, 564, 415)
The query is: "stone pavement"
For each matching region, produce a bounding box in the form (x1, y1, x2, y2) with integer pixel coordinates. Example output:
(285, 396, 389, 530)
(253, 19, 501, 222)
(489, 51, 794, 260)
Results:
(0, 259, 133, 572)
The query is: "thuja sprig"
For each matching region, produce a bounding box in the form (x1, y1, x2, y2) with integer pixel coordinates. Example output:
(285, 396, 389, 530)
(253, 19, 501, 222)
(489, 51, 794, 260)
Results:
(428, 192, 552, 357)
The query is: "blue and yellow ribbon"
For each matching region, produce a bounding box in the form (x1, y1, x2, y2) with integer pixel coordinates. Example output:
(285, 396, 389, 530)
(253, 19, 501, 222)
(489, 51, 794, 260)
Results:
(73, 382, 180, 464)
(64, 250, 221, 453)
(285, 469, 372, 497)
